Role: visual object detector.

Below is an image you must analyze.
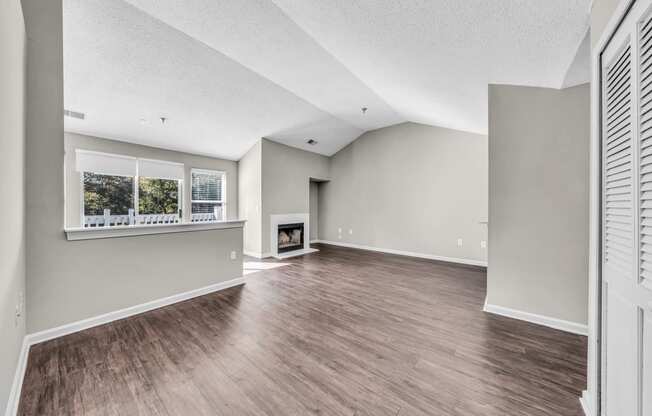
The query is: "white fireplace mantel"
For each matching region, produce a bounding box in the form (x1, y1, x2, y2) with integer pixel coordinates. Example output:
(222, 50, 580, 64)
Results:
(270, 213, 317, 259)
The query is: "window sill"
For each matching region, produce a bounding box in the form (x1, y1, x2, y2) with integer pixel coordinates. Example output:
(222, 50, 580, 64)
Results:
(64, 220, 246, 241)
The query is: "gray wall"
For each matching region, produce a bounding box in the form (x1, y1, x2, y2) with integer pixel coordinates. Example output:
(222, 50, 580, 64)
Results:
(65, 132, 238, 227)
(319, 122, 488, 263)
(487, 84, 590, 325)
(23, 0, 243, 334)
(260, 138, 330, 255)
(309, 181, 319, 241)
(591, 0, 620, 47)
(238, 141, 262, 255)
(0, 0, 25, 412)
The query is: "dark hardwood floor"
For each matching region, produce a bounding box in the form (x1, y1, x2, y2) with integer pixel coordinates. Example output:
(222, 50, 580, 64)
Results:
(18, 243, 586, 416)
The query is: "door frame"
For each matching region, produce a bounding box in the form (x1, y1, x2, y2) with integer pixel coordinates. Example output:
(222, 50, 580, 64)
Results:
(589, 1, 636, 415)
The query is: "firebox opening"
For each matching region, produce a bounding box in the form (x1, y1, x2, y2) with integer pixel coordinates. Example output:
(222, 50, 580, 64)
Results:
(277, 223, 304, 253)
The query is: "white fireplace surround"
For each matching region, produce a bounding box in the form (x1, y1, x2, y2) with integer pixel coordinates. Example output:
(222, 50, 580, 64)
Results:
(270, 213, 317, 259)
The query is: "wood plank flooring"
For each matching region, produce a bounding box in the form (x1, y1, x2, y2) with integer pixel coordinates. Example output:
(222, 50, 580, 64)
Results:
(18, 243, 586, 415)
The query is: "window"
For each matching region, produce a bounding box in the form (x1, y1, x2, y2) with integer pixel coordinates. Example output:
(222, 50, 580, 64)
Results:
(83, 172, 134, 216)
(76, 150, 184, 227)
(191, 169, 225, 221)
(138, 177, 180, 215)
(137, 158, 184, 218)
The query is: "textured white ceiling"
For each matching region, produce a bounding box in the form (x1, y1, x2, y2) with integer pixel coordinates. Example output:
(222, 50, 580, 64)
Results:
(122, 0, 403, 131)
(64, 0, 590, 160)
(270, 0, 591, 134)
(63, 0, 363, 159)
(562, 30, 590, 88)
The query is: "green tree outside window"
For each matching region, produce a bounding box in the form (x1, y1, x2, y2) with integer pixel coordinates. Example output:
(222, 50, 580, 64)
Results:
(138, 177, 180, 215)
(83, 172, 134, 215)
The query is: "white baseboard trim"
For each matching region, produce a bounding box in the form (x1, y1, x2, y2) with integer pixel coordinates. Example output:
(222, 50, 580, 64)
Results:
(483, 297, 588, 336)
(27, 276, 246, 346)
(313, 240, 488, 267)
(243, 251, 272, 259)
(4, 338, 29, 416)
(579, 390, 594, 416)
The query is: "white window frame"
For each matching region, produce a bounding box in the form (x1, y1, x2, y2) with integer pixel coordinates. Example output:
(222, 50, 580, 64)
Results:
(78, 150, 185, 225)
(136, 176, 184, 217)
(79, 169, 137, 224)
(190, 168, 226, 221)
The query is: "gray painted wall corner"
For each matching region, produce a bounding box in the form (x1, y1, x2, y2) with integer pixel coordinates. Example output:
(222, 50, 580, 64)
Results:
(320, 122, 488, 264)
(487, 83, 590, 325)
(260, 138, 330, 254)
(0, 0, 26, 413)
(238, 140, 263, 255)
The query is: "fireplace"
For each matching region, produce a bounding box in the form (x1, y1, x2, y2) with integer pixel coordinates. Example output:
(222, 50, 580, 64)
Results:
(270, 214, 317, 258)
(277, 223, 304, 254)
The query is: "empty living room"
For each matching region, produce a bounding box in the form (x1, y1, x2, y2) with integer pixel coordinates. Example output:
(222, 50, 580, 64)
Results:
(1, 0, 649, 415)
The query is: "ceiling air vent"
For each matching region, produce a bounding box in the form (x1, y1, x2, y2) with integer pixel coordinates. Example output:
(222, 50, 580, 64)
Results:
(307, 139, 318, 145)
(64, 109, 85, 120)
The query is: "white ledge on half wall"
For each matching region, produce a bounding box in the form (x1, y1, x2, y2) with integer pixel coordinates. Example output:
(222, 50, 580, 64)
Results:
(64, 219, 246, 241)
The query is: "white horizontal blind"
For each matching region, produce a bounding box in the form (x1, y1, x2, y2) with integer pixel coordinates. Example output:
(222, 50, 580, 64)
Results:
(604, 42, 634, 276)
(75, 150, 137, 177)
(191, 169, 224, 220)
(641, 15, 652, 284)
(138, 158, 184, 180)
(191, 170, 223, 202)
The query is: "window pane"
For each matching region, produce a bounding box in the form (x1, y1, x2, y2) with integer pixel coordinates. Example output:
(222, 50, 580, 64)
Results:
(83, 172, 134, 215)
(191, 202, 222, 214)
(138, 177, 179, 215)
(192, 202, 223, 221)
(192, 171, 222, 201)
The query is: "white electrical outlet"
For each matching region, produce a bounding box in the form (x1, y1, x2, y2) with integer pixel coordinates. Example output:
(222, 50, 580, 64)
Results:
(349, 229, 353, 235)
(230, 250, 237, 260)
(480, 240, 487, 249)
(15, 292, 22, 326)
(457, 238, 463, 247)
(338, 227, 342, 233)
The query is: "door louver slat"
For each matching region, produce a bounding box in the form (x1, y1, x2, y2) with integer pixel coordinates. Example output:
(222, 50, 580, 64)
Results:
(642, 19, 652, 285)
(604, 44, 633, 278)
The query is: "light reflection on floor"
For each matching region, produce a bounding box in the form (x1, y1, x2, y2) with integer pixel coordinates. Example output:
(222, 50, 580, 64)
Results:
(243, 261, 291, 275)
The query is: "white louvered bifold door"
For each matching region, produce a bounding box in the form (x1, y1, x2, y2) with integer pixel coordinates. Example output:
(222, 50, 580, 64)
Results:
(600, 1, 652, 414)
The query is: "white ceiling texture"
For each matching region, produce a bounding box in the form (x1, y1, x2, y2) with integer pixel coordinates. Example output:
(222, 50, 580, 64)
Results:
(63, 0, 591, 160)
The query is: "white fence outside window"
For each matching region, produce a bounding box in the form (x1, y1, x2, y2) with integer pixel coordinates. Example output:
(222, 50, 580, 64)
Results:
(83, 206, 223, 227)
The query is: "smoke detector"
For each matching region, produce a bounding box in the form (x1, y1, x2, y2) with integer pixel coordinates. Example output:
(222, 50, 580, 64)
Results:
(64, 109, 85, 120)
(307, 139, 318, 145)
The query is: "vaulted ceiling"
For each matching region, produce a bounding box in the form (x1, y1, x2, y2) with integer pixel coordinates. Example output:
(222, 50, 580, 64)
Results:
(63, 0, 591, 160)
